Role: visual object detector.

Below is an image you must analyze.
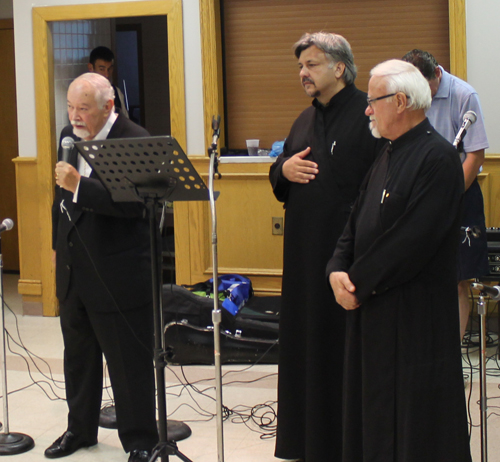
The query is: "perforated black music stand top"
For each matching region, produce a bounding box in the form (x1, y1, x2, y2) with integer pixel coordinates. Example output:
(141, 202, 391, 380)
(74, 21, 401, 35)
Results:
(74, 136, 209, 203)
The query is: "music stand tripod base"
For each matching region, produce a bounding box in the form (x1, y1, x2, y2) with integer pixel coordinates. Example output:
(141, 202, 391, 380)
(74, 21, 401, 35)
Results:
(99, 405, 192, 441)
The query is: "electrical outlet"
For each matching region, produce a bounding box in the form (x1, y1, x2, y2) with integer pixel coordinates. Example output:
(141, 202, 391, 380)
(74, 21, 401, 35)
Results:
(272, 217, 284, 235)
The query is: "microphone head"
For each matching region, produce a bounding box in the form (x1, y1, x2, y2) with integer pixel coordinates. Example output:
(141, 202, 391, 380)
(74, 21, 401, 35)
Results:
(1, 218, 14, 231)
(61, 136, 75, 150)
(464, 110, 477, 124)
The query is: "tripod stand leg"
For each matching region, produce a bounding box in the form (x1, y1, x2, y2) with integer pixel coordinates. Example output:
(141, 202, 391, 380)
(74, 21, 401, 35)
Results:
(146, 201, 193, 462)
(477, 295, 488, 462)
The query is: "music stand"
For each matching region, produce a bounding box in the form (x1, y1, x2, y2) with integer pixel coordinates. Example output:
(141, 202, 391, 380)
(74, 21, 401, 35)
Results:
(76, 136, 207, 462)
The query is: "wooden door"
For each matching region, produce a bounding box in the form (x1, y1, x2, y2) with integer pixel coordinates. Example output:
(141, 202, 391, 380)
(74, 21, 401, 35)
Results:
(0, 19, 19, 271)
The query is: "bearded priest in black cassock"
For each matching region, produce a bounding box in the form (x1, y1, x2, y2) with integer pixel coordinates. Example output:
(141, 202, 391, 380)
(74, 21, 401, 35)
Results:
(328, 59, 471, 462)
(269, 33, 382, 461)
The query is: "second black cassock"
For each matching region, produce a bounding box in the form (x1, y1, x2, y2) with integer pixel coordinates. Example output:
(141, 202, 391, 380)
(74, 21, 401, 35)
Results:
(270, 84, 381, 461)
(327, 119, 471, 462)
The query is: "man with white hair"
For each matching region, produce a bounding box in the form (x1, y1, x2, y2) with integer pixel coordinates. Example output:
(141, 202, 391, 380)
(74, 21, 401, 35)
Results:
(48, 73, 158, 462)
(327, 60, 471, 461)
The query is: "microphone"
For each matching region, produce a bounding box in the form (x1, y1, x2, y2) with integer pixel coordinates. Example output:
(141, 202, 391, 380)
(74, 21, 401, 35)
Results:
(211, 115, 221, 148)
(453, 110, 477, 148)
(471, 282, 500, 301)
(61, 136, 75, 163)
(0, 218, 14, 234)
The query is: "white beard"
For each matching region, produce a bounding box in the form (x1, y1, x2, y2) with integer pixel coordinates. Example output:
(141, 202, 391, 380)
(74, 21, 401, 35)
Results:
(369, 119, 382, 139)
(72, 123, 90, 140)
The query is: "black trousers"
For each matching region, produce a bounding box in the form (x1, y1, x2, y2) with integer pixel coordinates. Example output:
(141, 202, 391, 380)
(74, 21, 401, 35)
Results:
(59, 281, 158, 453)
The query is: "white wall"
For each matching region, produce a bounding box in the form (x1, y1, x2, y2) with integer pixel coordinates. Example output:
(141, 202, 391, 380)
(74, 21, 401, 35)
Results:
(13, 0, 205, 158)
(467, 0, 500, 154)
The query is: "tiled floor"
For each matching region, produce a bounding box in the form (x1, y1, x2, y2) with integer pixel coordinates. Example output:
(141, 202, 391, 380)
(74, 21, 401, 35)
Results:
(1, 273, 499, 461)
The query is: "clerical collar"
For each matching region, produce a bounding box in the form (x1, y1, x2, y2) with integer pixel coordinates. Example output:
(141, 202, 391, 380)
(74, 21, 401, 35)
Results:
(390, 119, 433, 152)
(313, 84, 357, 108)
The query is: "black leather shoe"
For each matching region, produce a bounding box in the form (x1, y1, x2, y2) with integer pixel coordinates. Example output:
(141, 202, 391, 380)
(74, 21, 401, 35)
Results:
(128, 449, 151, 462)
(44, 431, 97, 459)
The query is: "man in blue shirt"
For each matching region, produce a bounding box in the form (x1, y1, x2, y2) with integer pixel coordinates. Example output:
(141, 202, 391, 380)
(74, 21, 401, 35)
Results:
(403, 49, 489, 342)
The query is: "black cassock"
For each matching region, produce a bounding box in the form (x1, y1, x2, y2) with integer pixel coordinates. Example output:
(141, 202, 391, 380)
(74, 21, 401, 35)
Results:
(327, 119, 471, 462)
(270, 84, 381, 461)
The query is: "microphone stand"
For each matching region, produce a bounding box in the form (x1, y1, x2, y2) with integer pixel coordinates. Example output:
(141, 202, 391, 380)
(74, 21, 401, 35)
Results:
(470, 281, 496, 462)
(208, 115, 225, 462)
(0, 223, 34, 455)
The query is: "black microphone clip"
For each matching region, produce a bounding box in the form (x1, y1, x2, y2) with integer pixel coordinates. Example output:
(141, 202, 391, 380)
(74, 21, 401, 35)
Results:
(209, 115, 222, 179)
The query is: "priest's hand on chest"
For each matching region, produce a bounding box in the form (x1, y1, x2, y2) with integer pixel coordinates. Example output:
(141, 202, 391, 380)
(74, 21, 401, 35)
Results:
(282, 147, 318, 184)
(329, 271, 360, 310)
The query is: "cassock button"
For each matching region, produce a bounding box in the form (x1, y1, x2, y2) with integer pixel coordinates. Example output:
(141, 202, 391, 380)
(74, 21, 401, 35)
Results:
(69, 242, 73, 247)
(66, 265, 70, 270)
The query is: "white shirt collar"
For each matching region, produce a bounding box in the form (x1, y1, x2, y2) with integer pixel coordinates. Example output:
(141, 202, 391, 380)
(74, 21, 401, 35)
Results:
(93, 111, 118, 140)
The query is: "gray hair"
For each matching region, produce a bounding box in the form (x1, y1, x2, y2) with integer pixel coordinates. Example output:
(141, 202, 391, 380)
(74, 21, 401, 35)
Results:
(370, 59, 431, 111)
(69, 72, 115, 109)
(293, 32, 357, 85)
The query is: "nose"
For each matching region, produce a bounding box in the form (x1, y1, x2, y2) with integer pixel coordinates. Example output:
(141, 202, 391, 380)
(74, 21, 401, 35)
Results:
(365, 105, 373, 116)
(300, 67, 308, 78)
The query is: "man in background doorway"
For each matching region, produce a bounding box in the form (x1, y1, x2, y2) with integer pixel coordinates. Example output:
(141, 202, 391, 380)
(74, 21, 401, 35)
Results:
(403, 49, 490, 342)
(88, 45, 129, 118)
(269, 32, 382, 462)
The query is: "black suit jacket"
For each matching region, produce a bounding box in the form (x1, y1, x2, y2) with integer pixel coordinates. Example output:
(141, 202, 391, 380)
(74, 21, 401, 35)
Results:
(52, 114, 152, 312)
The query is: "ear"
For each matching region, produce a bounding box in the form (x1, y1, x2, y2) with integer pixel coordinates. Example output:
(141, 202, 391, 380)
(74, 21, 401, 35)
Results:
(334, 62, 346, 79)
(395, 93, 408, 113)
(87, 63, 94, 72)
(103, 99, 114, 116)
(435, 66, 442, 79)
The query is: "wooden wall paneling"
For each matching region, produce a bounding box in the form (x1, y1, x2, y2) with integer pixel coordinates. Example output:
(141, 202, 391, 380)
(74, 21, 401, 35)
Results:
(13, 158, 43, 315)
(173, 201, 192, 284)
(448, 0, 466, 79)
(32, 8, 58, 316)
(200, 0, 226, 150)
(481, 156, 500, 228)
(181, 158, 283, 295)
(222, 0, 450, 150)
(0, 20, 20, 271)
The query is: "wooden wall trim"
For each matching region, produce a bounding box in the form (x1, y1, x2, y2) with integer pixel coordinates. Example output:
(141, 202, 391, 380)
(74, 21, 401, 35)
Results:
(449, 0, 467, 79)
(18, 279, 43, 296)
(32, 8, 57, 316)
(13, 157, 45, 310)
(200, 0, 225, 154)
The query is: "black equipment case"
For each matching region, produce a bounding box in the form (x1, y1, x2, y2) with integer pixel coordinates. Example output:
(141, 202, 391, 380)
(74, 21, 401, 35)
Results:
(162, 284, 280, 365)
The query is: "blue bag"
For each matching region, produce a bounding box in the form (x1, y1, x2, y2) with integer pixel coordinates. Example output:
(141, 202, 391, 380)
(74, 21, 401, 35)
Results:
(184, 274, 253, 316)
(213, 274, 253, 315)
